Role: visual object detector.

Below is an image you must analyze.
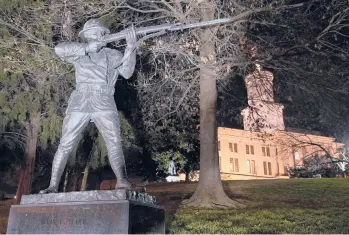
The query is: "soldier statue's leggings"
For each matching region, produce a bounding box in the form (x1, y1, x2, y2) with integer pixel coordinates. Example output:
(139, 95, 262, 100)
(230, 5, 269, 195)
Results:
(49, 111, 127, 189)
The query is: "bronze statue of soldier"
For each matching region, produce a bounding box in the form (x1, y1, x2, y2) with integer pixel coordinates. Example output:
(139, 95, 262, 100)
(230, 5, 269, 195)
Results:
(40, 19, 136, 193)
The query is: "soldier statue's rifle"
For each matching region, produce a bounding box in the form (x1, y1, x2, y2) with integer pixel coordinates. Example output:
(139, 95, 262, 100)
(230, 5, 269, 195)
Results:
(102, 18, 232, 43)
(105, 18, 233, 68)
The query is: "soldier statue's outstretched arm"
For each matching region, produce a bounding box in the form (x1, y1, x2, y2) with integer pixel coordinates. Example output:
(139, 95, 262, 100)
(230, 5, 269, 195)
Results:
(54, 42, 87, 63)
(118, 25, 137, 79)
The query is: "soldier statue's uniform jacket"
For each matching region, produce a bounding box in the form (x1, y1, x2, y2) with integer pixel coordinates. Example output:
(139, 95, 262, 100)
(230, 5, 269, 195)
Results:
(55, 42, 132, 113)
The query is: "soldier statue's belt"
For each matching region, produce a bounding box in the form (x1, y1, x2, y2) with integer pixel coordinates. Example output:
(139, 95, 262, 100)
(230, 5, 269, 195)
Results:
(76, 83, 115, 95)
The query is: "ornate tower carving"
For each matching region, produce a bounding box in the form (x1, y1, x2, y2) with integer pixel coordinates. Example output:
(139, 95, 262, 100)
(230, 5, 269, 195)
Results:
(241, 66, 285, 132)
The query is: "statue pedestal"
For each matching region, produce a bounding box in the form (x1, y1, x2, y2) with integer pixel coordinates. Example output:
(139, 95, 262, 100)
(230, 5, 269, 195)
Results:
(166, 175, 181, 182)
(7, 190, 165, 234)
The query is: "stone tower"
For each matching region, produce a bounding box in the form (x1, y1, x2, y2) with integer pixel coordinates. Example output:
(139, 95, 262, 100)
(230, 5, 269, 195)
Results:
(241, 65, 285, 132)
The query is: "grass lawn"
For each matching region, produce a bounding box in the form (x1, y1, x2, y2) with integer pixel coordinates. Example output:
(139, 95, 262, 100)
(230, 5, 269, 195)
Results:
(168, 178, 349, 234)
(1, 178, 349, 234)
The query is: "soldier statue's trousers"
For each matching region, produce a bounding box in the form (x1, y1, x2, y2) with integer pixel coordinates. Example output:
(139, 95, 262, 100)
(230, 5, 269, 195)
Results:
(49, 111, 127, 189)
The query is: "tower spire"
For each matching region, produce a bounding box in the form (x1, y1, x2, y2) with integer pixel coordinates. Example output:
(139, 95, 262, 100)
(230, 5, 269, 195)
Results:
(241, 67, 285, 132)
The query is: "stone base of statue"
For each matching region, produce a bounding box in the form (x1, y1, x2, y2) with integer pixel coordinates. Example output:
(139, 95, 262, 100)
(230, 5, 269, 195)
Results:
(166, 175, 181, 182)
(6, 190, 165, 234)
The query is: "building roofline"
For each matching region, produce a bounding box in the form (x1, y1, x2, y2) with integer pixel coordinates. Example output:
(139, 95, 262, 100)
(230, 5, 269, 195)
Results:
(217, 126, 343, 145)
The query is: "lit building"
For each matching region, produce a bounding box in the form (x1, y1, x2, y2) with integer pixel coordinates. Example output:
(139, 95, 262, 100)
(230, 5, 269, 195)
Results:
(218, 127, 343, 180)
(181, 67, 344, 181)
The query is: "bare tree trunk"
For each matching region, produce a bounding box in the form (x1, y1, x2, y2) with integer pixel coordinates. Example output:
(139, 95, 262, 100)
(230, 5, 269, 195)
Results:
(80, 165, 89, 191)
(15, 111, 40, 204)
(67, 170, 79, 192)
(63, 169, 69, 192)
(95, 170, 102, 190)
(182, 2, 244, 208)
(185, 172, 190, 182)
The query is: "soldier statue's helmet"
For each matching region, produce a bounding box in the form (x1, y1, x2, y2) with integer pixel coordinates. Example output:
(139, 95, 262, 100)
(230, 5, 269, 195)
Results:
(78, 18, 110, 39)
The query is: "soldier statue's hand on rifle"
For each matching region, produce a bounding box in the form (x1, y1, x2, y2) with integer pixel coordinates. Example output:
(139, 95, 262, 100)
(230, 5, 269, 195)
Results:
(126, 25, 137, 48)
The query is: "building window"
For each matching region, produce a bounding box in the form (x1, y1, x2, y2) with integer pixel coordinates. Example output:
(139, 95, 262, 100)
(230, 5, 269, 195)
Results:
(263, 161, 267, 175)
(246, 145, 254, 154)
(263, 161, 272, 175)
(275, 148, 278, 156)
(235, 158, 239, 172)
(247, 159, 256, 173)
(230, 158, 240, 172)
(229, 143, 238, 153)
(229, 158, 234, 172)
(262, 146, 270, 156)
(218, 141, 221, 151)
(251, 160, 256, 174)
(294, 151, 300, 160)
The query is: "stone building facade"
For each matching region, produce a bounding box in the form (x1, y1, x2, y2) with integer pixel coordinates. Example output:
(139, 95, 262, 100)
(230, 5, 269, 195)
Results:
(180, 67, 344, 181)
(217, 127, 343, 180)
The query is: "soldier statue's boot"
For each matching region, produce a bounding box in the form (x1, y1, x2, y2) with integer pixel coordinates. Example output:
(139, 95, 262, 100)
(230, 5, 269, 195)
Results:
(39, 186, 58, 194)
(114, 166, 132, 190)
(115, 178, 132, 190)
(39, 148, 69, 194)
